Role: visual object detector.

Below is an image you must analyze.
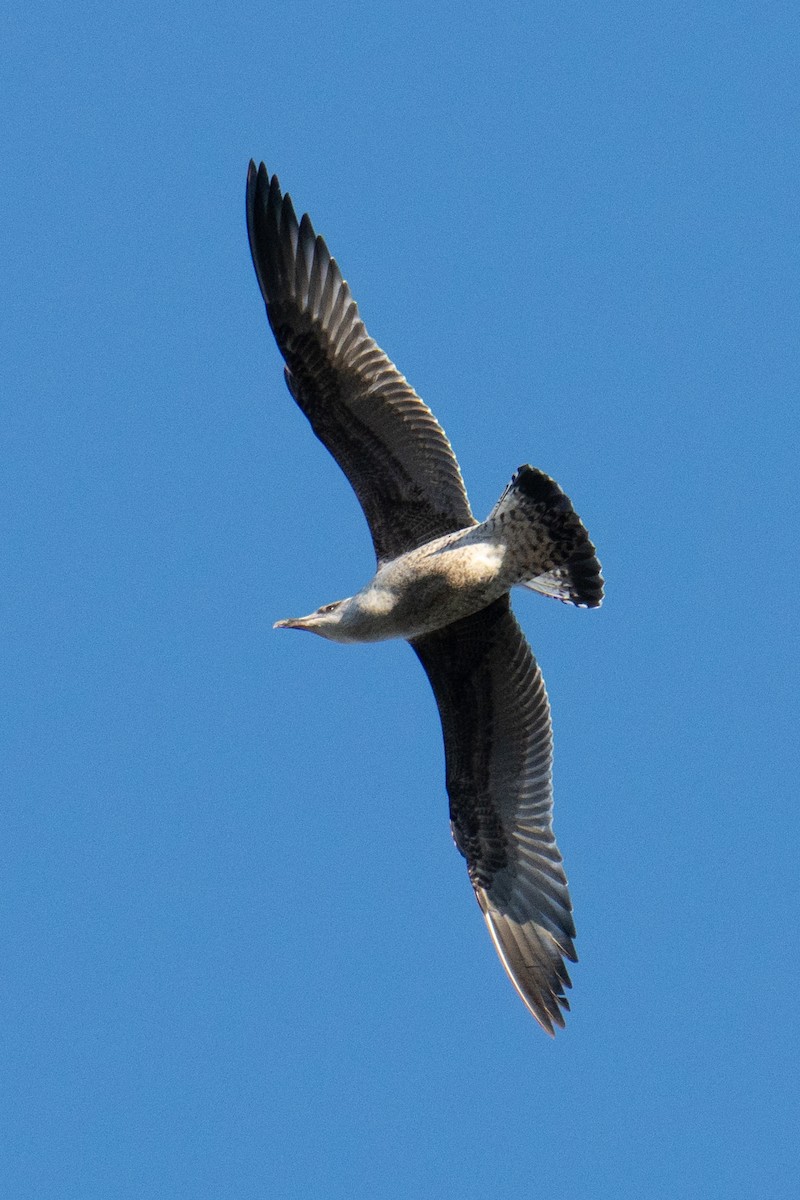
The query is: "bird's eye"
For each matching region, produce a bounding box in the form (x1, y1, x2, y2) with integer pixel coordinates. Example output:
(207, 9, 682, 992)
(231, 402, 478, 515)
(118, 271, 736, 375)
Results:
(319, 603, 339, 614)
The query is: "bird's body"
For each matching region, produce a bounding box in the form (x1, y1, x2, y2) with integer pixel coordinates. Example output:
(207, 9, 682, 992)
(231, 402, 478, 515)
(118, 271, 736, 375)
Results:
(276, 470, 596, 643)
(246, 162, 603, 1034)
(276, 525, 509, 643)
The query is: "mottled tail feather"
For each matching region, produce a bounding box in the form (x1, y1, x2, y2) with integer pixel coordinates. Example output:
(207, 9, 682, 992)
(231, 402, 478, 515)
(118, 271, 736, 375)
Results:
(489, 465, 604, 608)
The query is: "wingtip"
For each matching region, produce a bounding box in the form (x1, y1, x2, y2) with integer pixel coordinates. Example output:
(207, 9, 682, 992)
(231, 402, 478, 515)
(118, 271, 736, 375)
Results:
(246, 159, 267, 201)
(246, 160, 284, 204)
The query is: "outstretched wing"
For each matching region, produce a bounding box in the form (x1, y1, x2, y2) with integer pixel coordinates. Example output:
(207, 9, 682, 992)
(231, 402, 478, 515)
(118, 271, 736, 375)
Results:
(411, 596, 576, 1034)
(246, 162, 474, 564)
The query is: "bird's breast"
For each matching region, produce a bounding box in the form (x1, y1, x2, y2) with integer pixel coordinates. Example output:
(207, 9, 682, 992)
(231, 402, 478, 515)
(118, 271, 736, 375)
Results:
(353, 537, 509, 640)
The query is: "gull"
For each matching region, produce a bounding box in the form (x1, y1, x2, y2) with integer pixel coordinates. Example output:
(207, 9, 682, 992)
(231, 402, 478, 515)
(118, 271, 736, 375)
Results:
(246, 162, 603, 1034)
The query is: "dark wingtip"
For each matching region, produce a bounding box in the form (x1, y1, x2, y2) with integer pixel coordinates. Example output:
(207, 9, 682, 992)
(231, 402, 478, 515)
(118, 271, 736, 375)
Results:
(246, 160, 268, 207)
(247, 162, 291, 305)
(268, 171, 282, 209)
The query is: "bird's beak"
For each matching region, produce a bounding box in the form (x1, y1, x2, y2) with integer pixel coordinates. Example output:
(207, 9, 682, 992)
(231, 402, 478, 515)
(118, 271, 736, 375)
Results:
(273, 616, 313, 631)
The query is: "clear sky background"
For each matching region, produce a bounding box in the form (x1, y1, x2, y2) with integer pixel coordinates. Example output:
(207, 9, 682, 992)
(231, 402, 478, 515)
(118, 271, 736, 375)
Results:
(3, 3, 798, 1197)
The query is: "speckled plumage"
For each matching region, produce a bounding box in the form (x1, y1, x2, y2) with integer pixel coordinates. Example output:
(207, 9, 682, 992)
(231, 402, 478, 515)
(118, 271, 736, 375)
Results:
(247, 161, 603, 1034)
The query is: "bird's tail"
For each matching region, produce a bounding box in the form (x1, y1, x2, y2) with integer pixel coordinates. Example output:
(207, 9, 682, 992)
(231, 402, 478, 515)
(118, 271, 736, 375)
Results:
(483, 466, 603, 607)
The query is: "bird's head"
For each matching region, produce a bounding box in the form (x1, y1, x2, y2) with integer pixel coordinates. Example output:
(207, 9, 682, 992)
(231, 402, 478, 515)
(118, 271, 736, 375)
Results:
(273, 599, 354, 642)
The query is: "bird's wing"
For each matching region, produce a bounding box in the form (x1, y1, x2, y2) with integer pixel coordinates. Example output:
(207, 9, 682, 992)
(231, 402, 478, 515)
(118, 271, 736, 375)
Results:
(411, 596, 576, 1034)
(246, 162, 474, 564)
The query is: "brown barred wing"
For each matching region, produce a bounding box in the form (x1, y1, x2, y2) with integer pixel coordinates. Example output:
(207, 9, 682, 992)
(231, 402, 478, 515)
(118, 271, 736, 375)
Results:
(246, 162, 474, 564)
(411, 596, 576, 1034)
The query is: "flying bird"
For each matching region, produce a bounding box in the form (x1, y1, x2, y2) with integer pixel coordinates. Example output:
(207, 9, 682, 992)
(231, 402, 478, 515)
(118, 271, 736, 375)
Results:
(246, 161, 603, 1034)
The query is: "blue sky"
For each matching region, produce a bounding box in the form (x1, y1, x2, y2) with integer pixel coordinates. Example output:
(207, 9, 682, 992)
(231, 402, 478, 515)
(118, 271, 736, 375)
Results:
(3, 2, 798, 1197)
